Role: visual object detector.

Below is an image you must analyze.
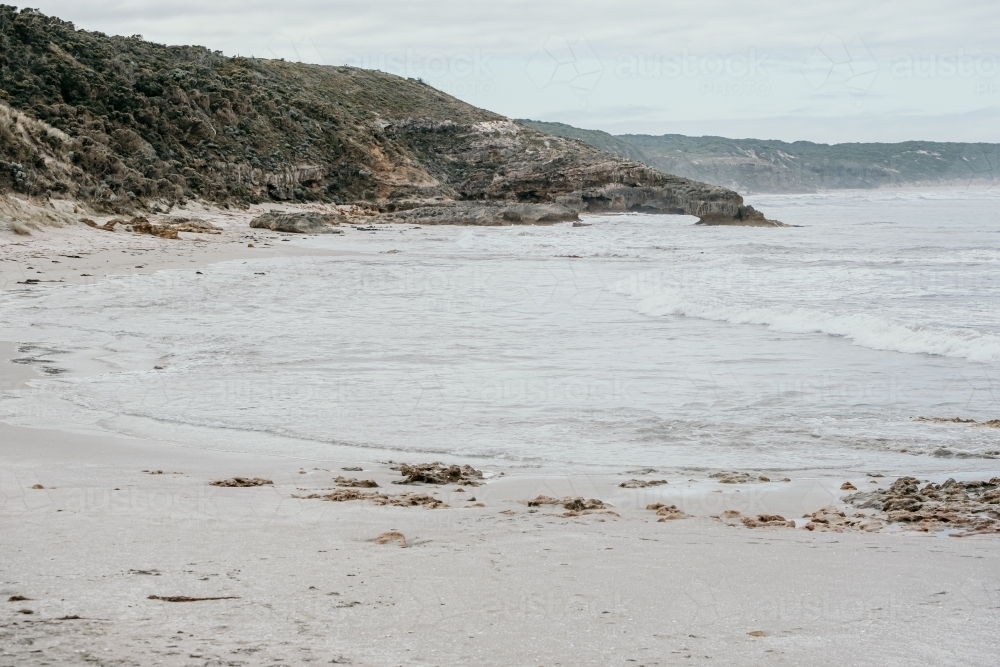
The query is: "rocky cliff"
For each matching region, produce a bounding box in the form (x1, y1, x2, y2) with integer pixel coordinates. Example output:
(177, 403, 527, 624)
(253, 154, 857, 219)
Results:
(520, 119, 1000, 194)
(0, 6, 772, 225)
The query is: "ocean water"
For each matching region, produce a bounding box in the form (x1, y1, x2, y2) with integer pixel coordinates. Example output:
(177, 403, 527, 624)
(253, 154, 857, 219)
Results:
(2, 188, 1000, 472)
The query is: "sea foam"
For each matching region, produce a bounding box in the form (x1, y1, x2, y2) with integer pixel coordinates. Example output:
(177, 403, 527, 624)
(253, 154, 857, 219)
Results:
(612, 282, 1000, 362)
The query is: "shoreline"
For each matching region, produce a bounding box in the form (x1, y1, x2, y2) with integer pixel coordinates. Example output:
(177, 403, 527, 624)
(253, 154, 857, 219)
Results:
(3, 338, 998, 480)
(3, 205, 1000, 665)
(3, 212, 999, 479)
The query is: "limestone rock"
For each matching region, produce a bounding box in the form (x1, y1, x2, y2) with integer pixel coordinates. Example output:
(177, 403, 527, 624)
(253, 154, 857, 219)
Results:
(249, 211, 346, 234)
(619, 479, 668, 488)
(390, 462, 484, 486)
(647, 503, 688, 521)
(844, 476, 1000, 535)
(210, 477, 273, 487)
(372, 531, 407, 547)
(334, 477, 380, 488)
(297, 489, 447, 508)
(372, 202, 579, 226)
(740, 514, 794, 528)
(710, 471, 772, 484)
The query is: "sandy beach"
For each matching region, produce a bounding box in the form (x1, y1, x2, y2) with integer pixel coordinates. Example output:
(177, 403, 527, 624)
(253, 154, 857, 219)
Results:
(2, 214, 1000, 666)
(2, 1, 999, 663)
(3, 422, 1000, 667)
(0, 202, 356, 290)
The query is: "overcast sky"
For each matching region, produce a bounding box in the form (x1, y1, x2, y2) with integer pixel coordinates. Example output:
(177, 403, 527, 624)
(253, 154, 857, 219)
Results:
(23, 1, 1000, 143)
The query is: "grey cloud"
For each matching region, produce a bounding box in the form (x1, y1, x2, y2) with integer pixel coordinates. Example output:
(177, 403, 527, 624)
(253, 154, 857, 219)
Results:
(28, 0, 1000, 55)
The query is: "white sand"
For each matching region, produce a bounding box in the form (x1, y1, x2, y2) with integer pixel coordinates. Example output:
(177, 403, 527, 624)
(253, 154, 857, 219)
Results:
(2, 217, 999, 666)
(0, 204, 352, 289)
(3, 423, 999, 666)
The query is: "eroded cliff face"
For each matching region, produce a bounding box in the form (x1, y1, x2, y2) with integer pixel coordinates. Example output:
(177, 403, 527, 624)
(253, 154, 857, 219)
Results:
(0, 6, 777, 225)
(377, 119, 774, 224)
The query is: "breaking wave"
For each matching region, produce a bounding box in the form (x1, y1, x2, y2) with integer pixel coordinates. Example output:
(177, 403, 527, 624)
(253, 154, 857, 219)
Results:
(613, 284, 1000, 363)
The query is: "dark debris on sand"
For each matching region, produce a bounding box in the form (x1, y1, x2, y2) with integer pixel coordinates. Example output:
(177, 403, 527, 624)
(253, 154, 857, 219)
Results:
(526, 495, 615, 517)
(846, 476, 1000, 535)
(916, 416, 1000, 427)
(391, 462, 484, 486)
(210, 477, 273, 487)
(801, 506, 883, 533)
(741, 514, 795, 528)
(710, 471, 771, 483)
(714, 509, 795, 529)
(647, 503, 688, 521)
(620, 479, 668, 488)
(148, 595, 240, 602)
(296, 488, 447, 508)
(334, 476, 380, 488)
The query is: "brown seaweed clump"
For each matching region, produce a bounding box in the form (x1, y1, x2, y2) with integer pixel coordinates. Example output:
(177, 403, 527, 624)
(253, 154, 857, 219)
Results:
(525, 495, 613, 517)
(373, 531, 407, 546)
(646, 503, 688, 521)
(619, 479, 668, 488)
(710, 471, 771, 484)
(526, 495, 605, 511)
(740, 514, 795, 528)
(801, 506, 882, 533)
(845, 476, 1000, 536)
(297, 489, 447, 509)
(334, 476, 380, 488)
(391, 462, 484, 486)
(210, 477, 273, 487)
(714, 509, 794, 528)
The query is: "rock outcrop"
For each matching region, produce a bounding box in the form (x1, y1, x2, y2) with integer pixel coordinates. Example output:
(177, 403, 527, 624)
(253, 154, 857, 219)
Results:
(520, 119, 1000, 195)
(845, 476, 1000, 535)
(249, 211, 345, 233)
(0, 7, 779, 226)
(376, 119, 774, 224)
(372, 201, 578, 226)
(390, 462, 484, 486)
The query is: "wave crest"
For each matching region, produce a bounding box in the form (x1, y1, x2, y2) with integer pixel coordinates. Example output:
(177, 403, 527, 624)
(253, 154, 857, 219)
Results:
(612, 282, 1000, 362)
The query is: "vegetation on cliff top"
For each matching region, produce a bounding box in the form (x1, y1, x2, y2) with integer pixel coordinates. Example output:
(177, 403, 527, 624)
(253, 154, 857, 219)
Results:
(0, 5, 503, 209)
(0, 6, 764, 224)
